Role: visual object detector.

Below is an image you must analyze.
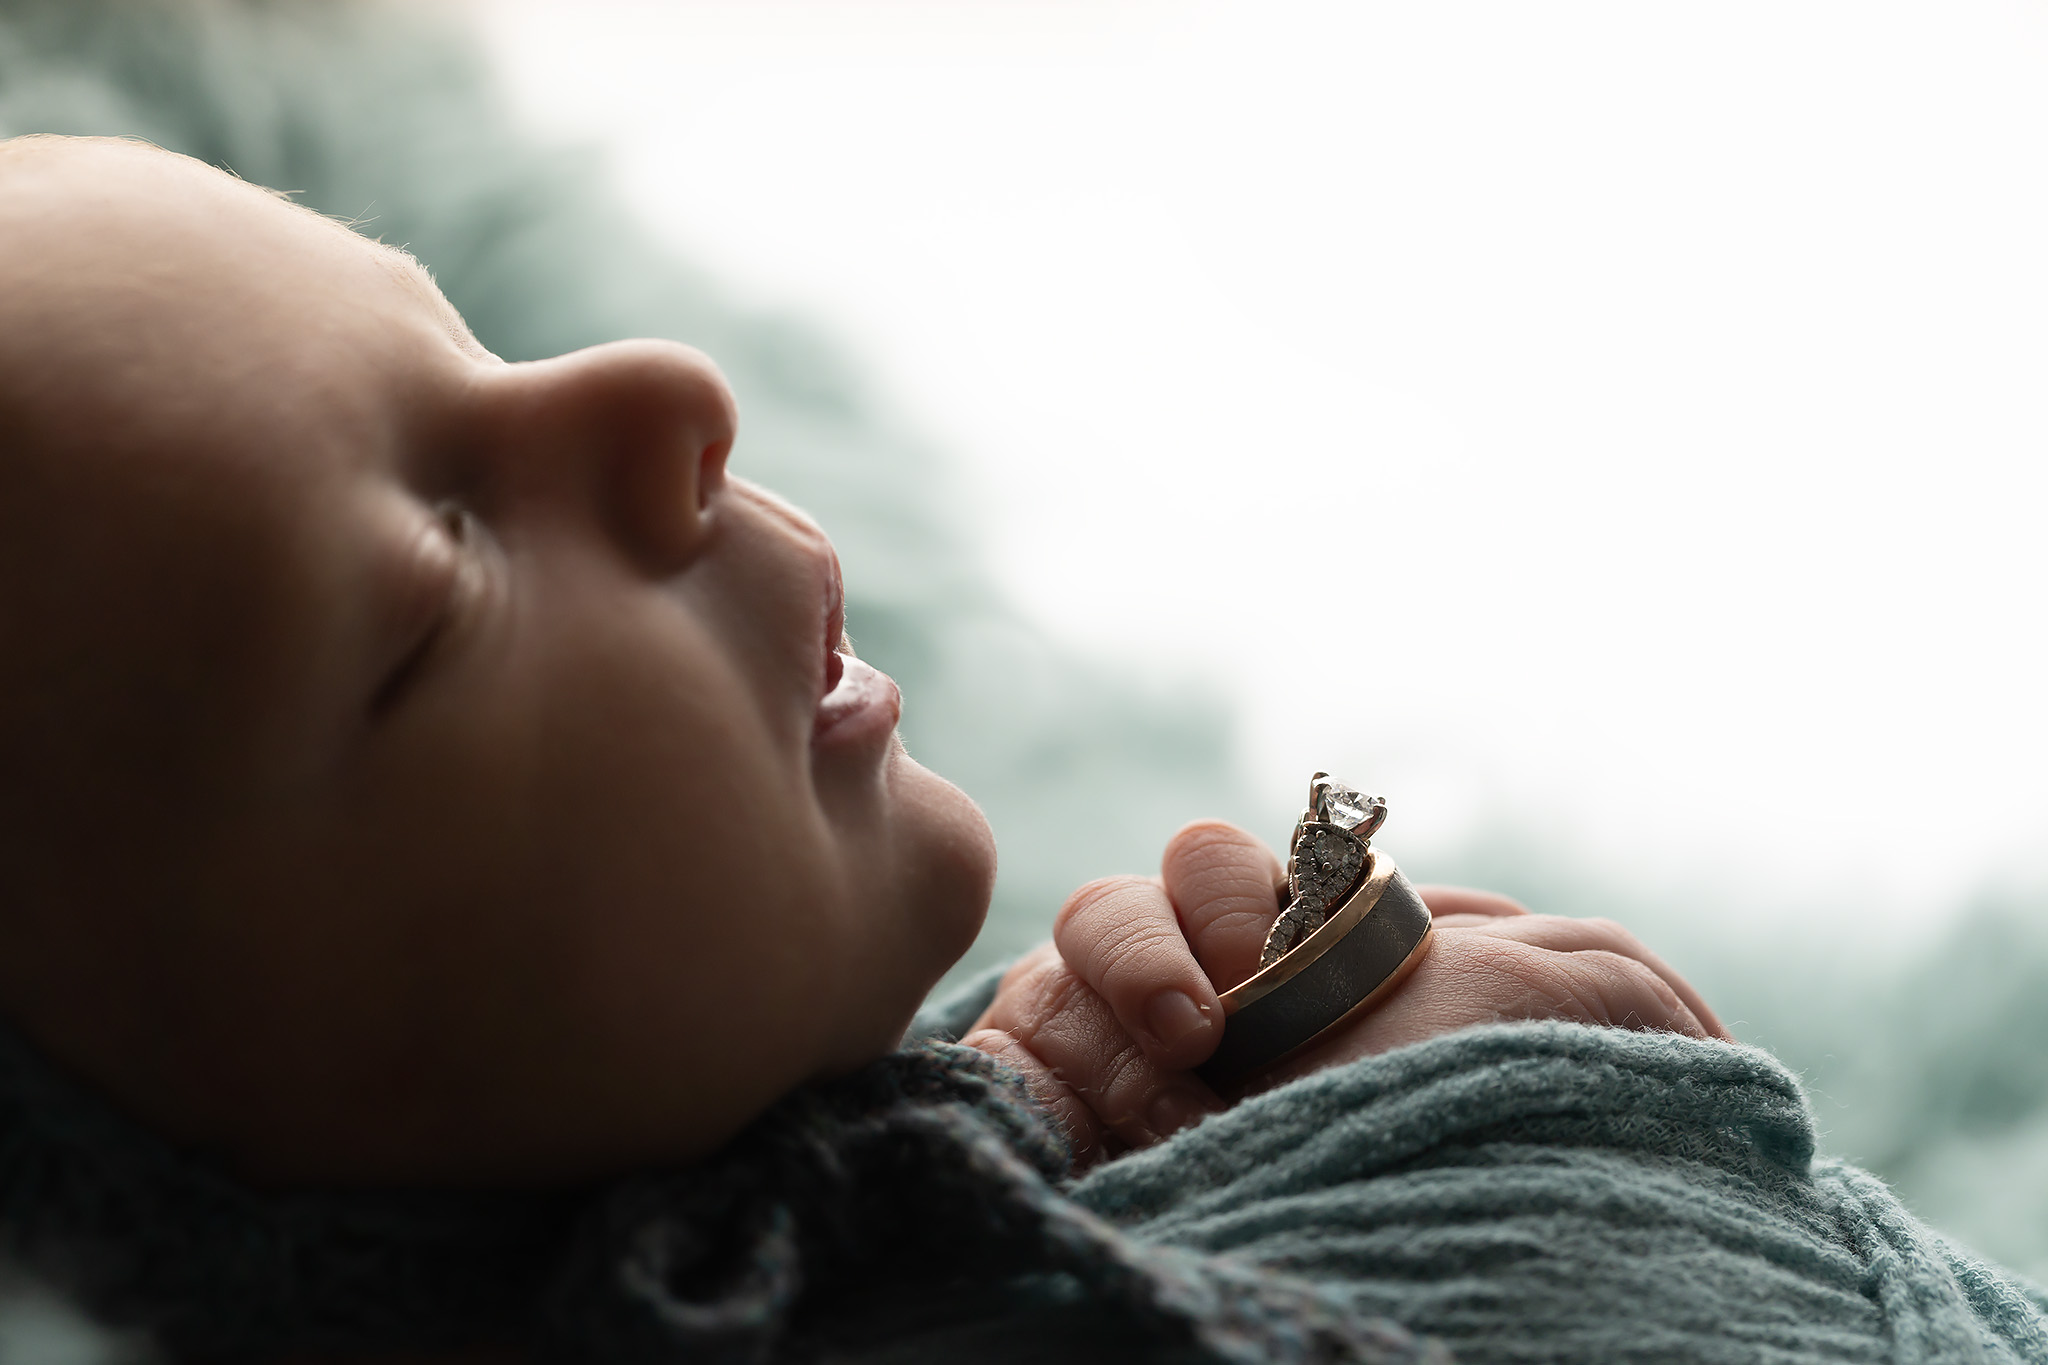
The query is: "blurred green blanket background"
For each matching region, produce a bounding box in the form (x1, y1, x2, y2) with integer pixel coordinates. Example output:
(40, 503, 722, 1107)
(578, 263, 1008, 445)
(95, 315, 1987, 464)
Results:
(1, 3, 2045, 1357)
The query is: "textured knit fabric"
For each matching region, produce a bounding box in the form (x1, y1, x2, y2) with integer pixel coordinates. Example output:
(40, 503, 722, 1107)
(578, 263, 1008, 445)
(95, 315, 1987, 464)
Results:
(0, 1012, 1436, 1365)
(9, 991, 2048, 1363)
(917, 976, 2048, 1364)
(1076, 1026, 2048, 1364)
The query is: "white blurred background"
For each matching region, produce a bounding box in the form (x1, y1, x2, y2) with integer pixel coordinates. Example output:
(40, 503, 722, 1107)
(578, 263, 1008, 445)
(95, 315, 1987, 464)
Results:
(1, 16, 2046, 1357)
(473, 0, 2047, 937)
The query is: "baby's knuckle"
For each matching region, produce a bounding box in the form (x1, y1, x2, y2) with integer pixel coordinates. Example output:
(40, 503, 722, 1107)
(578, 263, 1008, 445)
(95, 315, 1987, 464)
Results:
(1089, 1042, 1157, 1122)
(1499, 947, 1604, 1025)
(1456, 932, 1537, 978)
(1513, 913, 1581, 944)
(1580, 951, 1681, 1028)
(963, 1033, 1095, 1154)
(1577, 917, 1645, 953)
(1551, 979, 1611, 1027)
(961, 1030, 1072, 1113)
(1035, 965, 1093, 1020)
(994, 966, 1087, 1052)
(959, 1027, 1029, 1067)
(1053, 877, 1131, 933)
(1012, 953, 1066, 1000)
(1180, 866, 1276, 916)
(1201, 907, 1277, 940)
(1441, 937, 1574, 1022)
(1171, 819, 1253, 858)
(976, 954, 1058, 1032)
(1095, 918, 1184, 983)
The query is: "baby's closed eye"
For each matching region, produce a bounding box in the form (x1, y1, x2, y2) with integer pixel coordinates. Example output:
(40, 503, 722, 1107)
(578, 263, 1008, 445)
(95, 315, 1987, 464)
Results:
(369, 499, 495, 719)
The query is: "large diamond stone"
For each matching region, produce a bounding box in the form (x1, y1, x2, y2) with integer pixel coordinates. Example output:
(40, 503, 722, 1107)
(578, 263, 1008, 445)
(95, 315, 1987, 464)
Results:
(1314, 777, 1386, 839)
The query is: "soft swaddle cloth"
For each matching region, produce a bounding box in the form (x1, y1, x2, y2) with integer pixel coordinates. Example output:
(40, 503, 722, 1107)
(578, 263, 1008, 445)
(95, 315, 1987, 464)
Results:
(0, 1010, 1433, 1365)
(7, 976, 2048, 1364)
(925, 970, 2048, 1365)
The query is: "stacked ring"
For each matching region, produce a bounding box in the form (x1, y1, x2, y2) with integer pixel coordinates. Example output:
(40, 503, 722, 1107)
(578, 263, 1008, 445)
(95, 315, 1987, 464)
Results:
(1195, 774, 1434, 1090)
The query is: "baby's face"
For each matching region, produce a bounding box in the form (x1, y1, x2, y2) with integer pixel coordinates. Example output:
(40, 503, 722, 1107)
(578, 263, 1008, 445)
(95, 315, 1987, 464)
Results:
(0, 138, 994, 1182)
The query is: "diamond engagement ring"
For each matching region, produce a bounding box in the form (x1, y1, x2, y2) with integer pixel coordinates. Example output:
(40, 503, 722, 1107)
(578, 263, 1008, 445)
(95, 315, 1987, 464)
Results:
(1194, 773, 1435, 1090)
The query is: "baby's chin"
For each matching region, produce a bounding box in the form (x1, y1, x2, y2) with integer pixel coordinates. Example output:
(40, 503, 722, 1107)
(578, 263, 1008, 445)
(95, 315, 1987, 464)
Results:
(886, 745, 997, 970)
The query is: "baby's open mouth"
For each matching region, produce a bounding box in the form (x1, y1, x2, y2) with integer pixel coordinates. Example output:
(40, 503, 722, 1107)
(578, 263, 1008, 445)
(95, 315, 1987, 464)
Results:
(814, 551, 901, 745)
(815, 653, 899, 743)
(821, 552, 847, 699)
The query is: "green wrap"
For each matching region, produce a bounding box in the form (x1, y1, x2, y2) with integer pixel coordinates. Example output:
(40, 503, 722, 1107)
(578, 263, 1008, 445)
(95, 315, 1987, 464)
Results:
(918, 974, 2048, 1363)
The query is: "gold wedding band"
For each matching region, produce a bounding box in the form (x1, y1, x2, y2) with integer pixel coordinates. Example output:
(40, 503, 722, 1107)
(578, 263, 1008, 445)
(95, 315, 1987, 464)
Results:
(1195, 775, 1434, 1090)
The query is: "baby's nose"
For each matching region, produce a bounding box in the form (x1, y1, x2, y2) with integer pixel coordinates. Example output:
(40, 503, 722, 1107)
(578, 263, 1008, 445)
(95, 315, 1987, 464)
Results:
(496, 339, 737, 571)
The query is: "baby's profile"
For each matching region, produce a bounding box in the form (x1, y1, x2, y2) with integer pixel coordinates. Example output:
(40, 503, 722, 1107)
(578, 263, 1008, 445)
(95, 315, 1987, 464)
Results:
(0, 134, 1801, 1361)
(0, 132, 1000, 1185)
(0, 132, 1729, 1175)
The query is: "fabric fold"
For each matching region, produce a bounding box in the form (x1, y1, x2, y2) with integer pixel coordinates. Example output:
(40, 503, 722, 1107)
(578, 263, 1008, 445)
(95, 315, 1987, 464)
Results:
(1078, 1023, 2048, 1364)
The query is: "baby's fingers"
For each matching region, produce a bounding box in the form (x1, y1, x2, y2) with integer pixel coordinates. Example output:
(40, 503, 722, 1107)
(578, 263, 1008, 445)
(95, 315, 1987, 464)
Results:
(1456, 914, 1729, 1040)
(1556, 948, 1710, 1038)
(1159, 820, 1286, 992)
(1416, 884, 1533, 927)
(967, 946, 1218, 1159)
(1256, 928, 1711, 1089)
(1054, 876, 1221, 1068)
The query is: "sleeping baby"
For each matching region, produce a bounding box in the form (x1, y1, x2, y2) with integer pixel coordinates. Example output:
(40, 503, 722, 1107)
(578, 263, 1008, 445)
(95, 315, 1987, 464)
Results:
(0, 134, 1737, 1361)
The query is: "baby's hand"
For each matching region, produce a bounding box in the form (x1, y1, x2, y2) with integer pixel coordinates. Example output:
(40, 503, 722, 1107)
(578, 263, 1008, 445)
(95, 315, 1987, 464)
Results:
(1147, 820, 1731, 1090)
(964, 821, 1729, 1162)
(960, 867, 1238, 1163)
(1258, 879, 1734, 1088)
(960, 817, 1359, 1161)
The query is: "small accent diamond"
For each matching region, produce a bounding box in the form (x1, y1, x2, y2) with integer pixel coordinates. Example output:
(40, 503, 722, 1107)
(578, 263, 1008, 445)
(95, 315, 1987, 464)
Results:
(1259, 822, 1369, 968)
(1257, 775, 1391, 970)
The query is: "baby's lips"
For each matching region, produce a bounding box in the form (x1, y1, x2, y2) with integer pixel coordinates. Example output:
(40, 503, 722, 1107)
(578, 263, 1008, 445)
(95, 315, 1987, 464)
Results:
(813, 653, 901, 747)
(821, 551, 846, 678)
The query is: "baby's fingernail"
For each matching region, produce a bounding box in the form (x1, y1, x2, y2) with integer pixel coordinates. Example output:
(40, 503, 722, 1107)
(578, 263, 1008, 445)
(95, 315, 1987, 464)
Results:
(1147, 1088, 1211, 1141)
(1143, 989, 1213, 1054)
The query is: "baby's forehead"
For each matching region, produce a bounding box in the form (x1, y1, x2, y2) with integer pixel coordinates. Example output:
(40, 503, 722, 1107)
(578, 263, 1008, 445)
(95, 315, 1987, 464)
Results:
(0, 136, 490, 610)
(0, 143, 496, 815)
(0, 136, 481, 389)
(2, 135, 351, 270)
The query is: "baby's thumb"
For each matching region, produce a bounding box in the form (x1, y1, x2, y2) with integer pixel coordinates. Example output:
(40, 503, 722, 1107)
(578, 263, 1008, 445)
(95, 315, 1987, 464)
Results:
(1159, 820, 1287, 993)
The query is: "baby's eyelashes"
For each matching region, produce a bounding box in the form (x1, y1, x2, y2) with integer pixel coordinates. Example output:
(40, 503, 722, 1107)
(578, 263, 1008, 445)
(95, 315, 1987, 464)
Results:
(368, 500, 495, 719)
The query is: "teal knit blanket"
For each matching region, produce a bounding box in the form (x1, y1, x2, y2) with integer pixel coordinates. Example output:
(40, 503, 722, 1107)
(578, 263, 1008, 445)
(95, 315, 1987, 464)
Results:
(8, 1009, 2039, 1365)
(1081, 1024, 2048, 1363)
(912, 982, 2048, 1363)
(6, 972, 2042, 1363)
